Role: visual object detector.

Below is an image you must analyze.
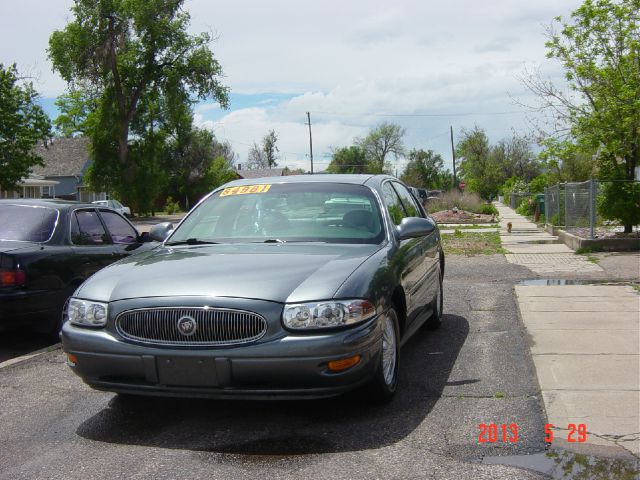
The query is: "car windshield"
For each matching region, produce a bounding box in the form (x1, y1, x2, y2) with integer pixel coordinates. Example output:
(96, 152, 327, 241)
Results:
(168, 182, 385, 244)
(0, 204, 58, 242)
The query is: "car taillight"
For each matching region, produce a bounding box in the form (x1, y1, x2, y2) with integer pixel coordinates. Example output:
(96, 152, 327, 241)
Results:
(0, 269, 26, 286)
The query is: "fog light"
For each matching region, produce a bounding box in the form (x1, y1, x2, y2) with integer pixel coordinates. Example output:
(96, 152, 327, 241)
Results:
(327, 355, 361, 372)
(66, 353, 77, 367)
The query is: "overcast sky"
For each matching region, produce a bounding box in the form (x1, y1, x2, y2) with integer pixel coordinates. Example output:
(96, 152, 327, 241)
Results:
(0, 0, 583, 172)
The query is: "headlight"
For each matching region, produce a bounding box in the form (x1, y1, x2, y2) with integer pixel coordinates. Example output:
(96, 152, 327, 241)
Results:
(67, 298, 108, 327)
(283, 299, 376, 330)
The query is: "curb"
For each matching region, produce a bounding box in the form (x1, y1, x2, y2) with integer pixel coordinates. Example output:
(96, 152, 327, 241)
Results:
(0, 343, 62, 370)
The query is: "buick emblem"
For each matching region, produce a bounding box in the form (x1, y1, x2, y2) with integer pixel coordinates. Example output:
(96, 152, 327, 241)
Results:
(177, 315, 197, 336)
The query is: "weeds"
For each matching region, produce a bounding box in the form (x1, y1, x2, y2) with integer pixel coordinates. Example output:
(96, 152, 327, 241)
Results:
(429, 190, 494, 215)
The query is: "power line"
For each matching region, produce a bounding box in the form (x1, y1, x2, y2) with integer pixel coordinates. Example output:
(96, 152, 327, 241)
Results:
(313, 110, 526, 117)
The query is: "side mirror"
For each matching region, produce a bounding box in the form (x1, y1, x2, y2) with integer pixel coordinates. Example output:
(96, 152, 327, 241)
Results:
(397, 217, 436, 240)
(149, 222, 174, 242)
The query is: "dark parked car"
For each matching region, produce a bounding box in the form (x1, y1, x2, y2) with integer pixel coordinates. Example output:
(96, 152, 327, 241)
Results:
(0, 199, 153, 334)
(62, 175, 444, 402)
(409, 187, 429, 207)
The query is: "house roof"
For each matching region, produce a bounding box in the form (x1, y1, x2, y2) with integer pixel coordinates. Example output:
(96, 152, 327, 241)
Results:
(236, 168, 284, 179)
(31, 137, 91, 177)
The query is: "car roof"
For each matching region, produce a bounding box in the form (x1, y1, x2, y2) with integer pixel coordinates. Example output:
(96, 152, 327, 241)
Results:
(0, 198, 97, 210)
(222, 173, 396, 187)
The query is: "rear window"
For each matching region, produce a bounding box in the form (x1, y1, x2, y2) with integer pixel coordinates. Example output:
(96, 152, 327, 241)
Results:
(0, 204, 58, 242)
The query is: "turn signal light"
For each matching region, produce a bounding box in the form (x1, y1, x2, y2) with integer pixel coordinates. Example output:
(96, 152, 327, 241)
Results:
(327, 355, 361, 372)
(66, 353, 77, 366)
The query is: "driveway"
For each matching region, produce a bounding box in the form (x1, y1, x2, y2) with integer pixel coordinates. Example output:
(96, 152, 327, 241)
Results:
(0, 255, 548, 480)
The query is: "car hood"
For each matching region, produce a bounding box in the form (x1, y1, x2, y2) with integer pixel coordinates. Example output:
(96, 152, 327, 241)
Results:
(75, 243, 383, 304)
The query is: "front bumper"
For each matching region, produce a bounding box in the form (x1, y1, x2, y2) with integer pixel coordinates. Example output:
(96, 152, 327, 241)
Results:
(61, 314, 383, 400)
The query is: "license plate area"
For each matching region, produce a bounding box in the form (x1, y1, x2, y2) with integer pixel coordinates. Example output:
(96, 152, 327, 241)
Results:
(157, 356, 218, 387)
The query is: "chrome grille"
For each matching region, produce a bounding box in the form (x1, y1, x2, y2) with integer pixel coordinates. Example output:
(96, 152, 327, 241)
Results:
(115, 308, 267, 346)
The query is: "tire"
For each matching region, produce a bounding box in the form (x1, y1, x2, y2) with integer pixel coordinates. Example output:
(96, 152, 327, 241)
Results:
(423, 271, 443, 330)
(48, 296, 70, 339)
(366, 306, 401, 404)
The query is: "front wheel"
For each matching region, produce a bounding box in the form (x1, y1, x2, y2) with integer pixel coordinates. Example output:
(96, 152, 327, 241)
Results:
(365, 306, 400, 403)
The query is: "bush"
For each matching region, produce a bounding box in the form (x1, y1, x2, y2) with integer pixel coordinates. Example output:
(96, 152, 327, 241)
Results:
(516, 198, 534, 216)
(479, 204, 498, 215)
(164, 196, 181, 215)
(428, 190, 485, 214)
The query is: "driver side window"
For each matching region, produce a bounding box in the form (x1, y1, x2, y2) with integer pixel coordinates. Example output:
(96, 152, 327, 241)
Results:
(382, 183, 406, 226)
(392, 182, 422, 218)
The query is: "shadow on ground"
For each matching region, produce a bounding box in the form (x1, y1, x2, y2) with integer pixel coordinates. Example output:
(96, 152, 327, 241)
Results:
(76, 314, 469, 454)
(0, 328, 56, 363)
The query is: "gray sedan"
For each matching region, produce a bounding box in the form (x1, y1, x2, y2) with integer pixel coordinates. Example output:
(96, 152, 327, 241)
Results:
(61, 174, 444, 402)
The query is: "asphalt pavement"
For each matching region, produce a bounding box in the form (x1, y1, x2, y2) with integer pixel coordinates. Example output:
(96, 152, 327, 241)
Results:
(0, 255, 549, 480)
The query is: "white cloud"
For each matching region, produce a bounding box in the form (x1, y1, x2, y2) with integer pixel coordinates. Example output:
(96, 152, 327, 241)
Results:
(1, 0, 584, 172)
(196, 106, 368, 172)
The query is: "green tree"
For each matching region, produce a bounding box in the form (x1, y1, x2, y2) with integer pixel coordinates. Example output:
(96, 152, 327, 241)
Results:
(456, 126, 502, 199)
(53, 87, 97, 137)
(538, 138, 596, 183)
(263, 130, 279, 168)
(205, 156, 238, 191)
(166, 127, 236, 209)
(492, 133, 541, 181)
(401, 149, 450, 189)
(357, 122, 405, 173)
(526, 0, 640, 231)
(327, 146, 369, 173)
(0, 64, 51, 191)
(48, 0, 229, 209)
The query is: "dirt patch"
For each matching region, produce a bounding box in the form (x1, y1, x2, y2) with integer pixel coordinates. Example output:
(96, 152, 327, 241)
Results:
(431, 209, 497, 224)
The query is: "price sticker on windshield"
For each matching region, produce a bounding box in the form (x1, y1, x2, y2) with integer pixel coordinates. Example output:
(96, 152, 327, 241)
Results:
(220, 184, 272, 197)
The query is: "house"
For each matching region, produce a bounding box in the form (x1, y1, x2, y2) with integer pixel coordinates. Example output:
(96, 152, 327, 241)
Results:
(0, 175, 60, 199)
(29, 137, 106, 202)
(0, 137, 107, 202)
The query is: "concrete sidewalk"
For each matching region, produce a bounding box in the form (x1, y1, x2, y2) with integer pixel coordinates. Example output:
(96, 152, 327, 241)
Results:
(495, 202, 602, 275)
(496, 202, 640, 457)
(516, 284, 639, 458)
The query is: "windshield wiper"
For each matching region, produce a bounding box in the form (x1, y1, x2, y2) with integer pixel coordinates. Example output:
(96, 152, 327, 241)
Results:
(261, 238, 286, 243)
(166, 238, 221, 246)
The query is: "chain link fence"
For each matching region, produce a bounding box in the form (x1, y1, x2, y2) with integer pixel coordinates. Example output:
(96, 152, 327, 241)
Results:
(564, 180, 597, 235)
(510, 192, 531, 210)
(544, 180, 639, 238)
(544, 184, 564, 227)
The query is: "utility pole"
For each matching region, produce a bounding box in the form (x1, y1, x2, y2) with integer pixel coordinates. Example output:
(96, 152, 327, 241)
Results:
(306, 112, 314, 174)
(450, 125, 457, 190)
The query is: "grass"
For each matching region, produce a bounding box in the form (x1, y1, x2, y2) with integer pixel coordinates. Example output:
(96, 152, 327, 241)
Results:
(586, 255, 599, 264)
(493, 391, 506, 399)
(441, 231, 507, 256)
(575, 245, 605, 254)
